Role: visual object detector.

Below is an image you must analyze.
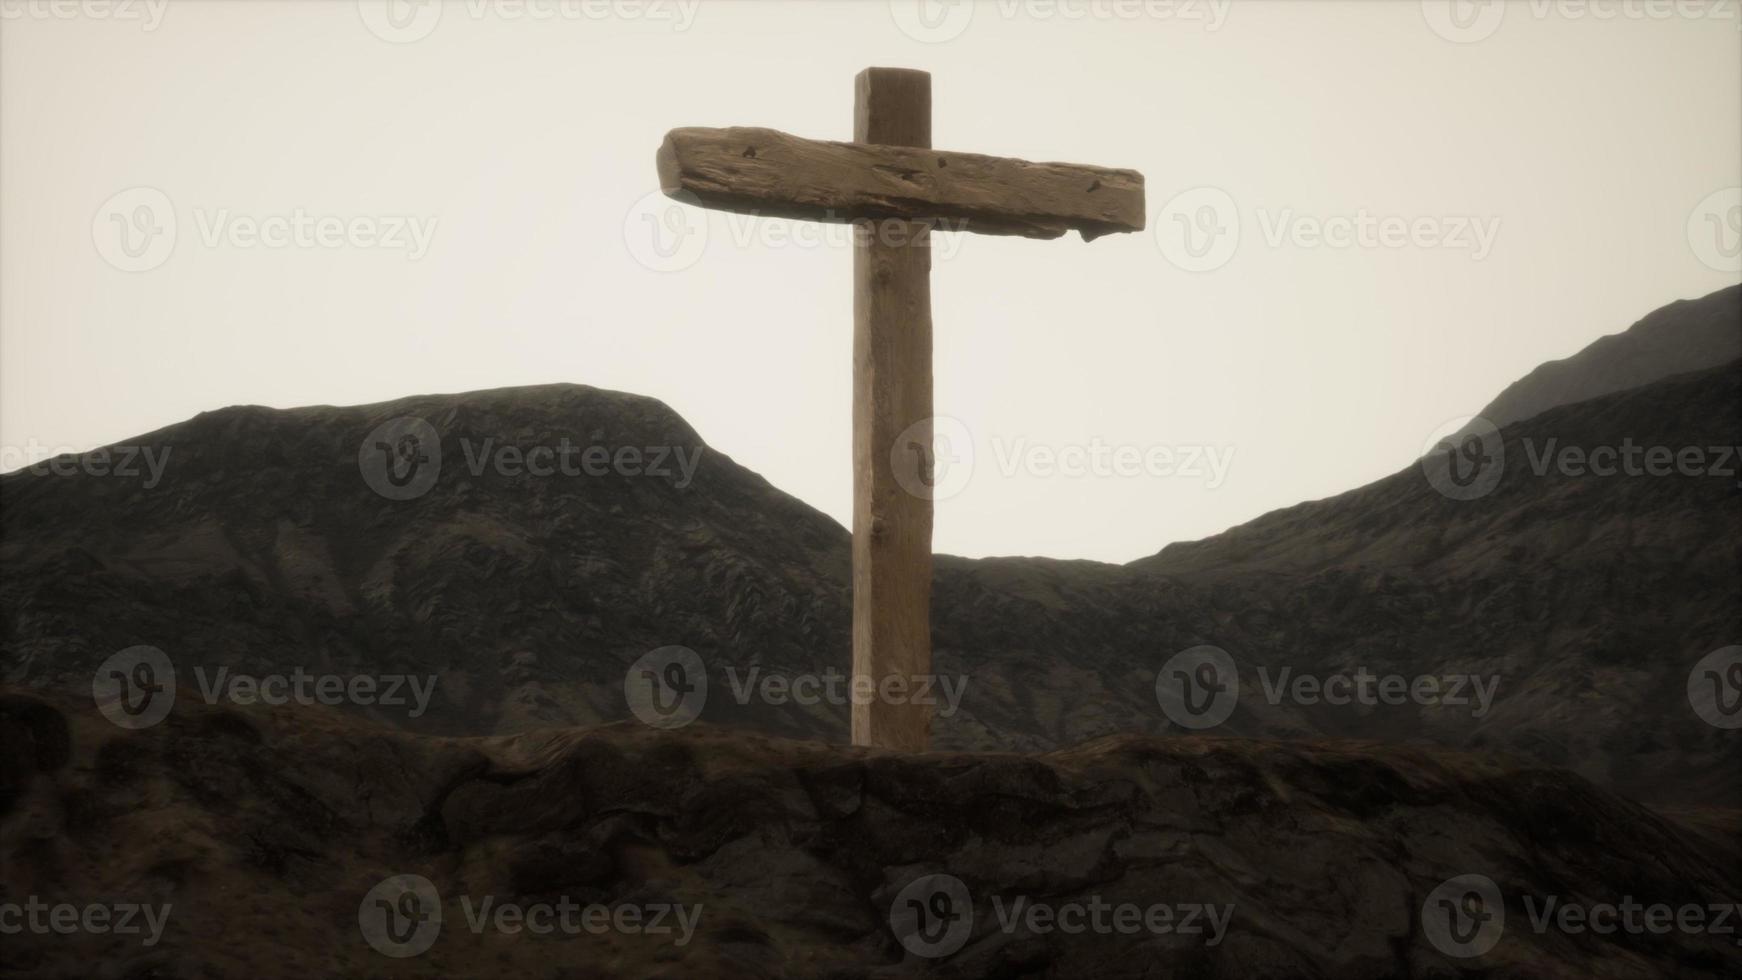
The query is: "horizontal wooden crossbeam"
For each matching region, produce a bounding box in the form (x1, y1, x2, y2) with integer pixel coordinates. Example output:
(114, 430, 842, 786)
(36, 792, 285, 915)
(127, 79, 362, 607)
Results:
(657, 126, 1146, 241)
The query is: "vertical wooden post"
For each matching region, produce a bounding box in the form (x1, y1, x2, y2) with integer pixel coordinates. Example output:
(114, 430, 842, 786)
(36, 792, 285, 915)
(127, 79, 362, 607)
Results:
(852, 67, 933, 751)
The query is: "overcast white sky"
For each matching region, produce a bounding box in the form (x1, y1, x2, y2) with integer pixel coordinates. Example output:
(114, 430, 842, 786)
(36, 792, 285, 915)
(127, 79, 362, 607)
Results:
(3, 0, 1739, 563)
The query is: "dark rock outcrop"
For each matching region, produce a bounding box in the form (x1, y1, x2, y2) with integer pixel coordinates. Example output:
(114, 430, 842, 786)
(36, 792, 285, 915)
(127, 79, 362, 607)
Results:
(3, 689, 1737, 979)
(3, 300, 1739, 810)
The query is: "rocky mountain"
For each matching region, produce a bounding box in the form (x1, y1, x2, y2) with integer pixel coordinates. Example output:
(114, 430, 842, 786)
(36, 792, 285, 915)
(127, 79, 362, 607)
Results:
(2, 286, 1739, 978)
(5, 688, 1739, 979)
(1471, 284, 1738, 430)
(1, 289, 1737, 818)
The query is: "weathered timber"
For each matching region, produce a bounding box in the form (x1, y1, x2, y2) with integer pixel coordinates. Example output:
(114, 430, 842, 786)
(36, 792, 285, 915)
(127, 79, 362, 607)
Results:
(658, 125, 1145, 241)
(851, 67, 933, 752)
(656, 67, 1150, 751)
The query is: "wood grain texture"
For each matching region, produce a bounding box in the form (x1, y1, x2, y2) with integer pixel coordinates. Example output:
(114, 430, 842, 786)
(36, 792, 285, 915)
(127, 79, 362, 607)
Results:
(852, 68, 933, 752)
(657, 126, 1145, 241)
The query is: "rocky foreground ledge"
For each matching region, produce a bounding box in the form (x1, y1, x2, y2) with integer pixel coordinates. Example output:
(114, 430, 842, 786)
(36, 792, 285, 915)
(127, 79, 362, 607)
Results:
(2, 689, 1738, 979)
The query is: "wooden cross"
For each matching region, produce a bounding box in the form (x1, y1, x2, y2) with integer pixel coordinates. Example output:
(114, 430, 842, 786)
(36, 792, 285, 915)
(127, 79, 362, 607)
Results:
(657, 67, 1145, 751)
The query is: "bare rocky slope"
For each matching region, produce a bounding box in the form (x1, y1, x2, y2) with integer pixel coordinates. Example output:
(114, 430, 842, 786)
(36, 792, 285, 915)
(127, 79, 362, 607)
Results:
(3, 292, 1737, 811)
(1469, 284, 1738, 431)
(1, 286, 1738, 978)
(4, 689, 1740, 979)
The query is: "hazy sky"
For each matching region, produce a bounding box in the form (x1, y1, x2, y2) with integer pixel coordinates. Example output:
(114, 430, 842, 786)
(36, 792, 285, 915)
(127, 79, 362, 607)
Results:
(3, 0, 1738, 563)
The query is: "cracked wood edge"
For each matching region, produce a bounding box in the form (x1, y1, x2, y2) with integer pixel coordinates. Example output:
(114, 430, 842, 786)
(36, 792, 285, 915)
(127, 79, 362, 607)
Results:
(658, 125, 1145, 241)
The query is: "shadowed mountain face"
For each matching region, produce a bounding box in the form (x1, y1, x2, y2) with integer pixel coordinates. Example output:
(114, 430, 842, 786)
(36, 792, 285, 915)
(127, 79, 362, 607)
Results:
(1471, 284, 1739, 431)
(1, 290, 1738, 814)
(4, 690, 1739, 979)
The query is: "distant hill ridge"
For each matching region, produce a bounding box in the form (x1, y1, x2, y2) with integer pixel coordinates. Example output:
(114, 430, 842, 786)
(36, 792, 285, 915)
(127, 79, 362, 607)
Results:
(1475, 284, 1738, 429)
(2, 288, 1737, 810)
